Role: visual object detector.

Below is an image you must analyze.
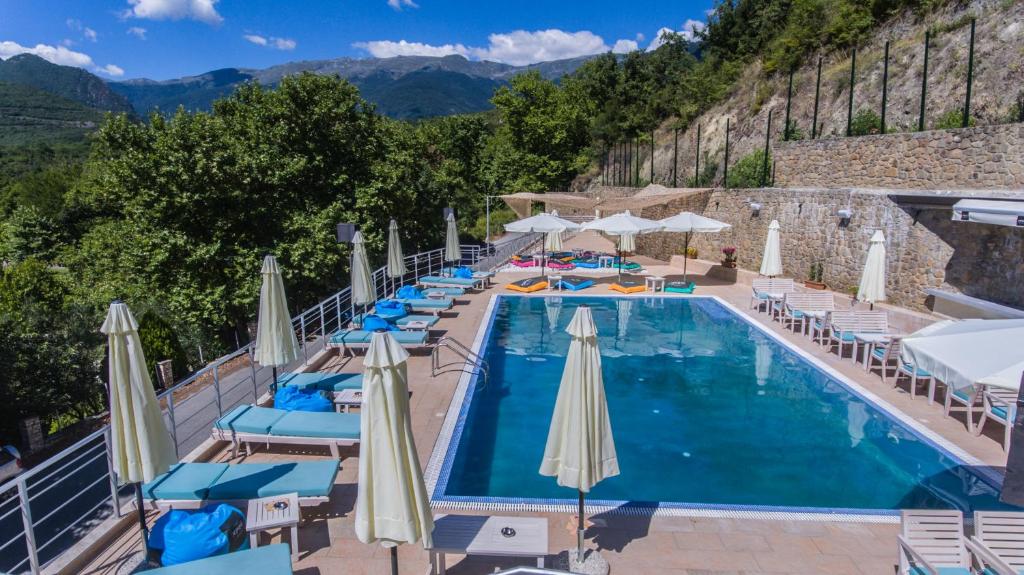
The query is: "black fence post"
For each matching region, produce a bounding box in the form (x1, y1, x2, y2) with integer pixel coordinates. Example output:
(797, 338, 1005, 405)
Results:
(724, 118, 730, 187)
(881, 40, 890, 134)
(784, 69, 794, 141)
(672, 127, 679, 187)
(771, 160, 777, 187)
(694, 124, 701, 186)
(963, 18, 976, 128)
(1019, 93, 1024, 123)
(762, 109, 772, 187)
(812, 57, 822, 139)
(633, 136, 639, 186)
(847, 48, 857, 137)
(919, 30, 930, 131)
(650, 130, 655, 184)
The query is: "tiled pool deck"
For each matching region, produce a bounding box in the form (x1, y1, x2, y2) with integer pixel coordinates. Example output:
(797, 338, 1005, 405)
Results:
(78, 232, 1010, 575)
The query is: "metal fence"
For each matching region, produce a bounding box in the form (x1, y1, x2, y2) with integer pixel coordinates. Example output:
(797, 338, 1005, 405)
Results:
(0, 237, 540, 574)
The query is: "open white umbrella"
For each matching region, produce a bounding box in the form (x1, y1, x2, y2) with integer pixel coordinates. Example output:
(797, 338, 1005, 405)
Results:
(101, 301, 178, 559)
(545, 230, 563, 252)
(387, 220, 407, 295)
(351, 231, 376, 319)
(506, 212, 580, 277)
(356, 330, 434, 575)
(901, 319, 1024, 391)
(857, 230, 886, 308)
(539, 305, 619, 567)
(658, 212, 731, 284)
(582, 211, 662, 279)
(254, 255, 300, 388)
(760, 219, 783, 277)
(444, 213, 462, 264)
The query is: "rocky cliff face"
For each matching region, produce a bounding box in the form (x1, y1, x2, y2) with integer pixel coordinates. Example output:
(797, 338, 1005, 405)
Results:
(600, 0, 1024, 189)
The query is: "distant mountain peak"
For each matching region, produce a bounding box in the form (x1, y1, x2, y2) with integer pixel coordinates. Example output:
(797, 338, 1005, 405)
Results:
(0, 53, 134, 113)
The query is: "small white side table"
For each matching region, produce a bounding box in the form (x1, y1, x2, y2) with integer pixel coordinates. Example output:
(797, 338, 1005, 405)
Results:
(333, 388, 364, 413)
(425, 291, 447, 300)
(246, 492, 300, 556)
(532, 254, 545, 268)
(598, 255, 614, 268)
(645, 276, 665, 292)
(548, 275, 563, 291)
(401, 320, 430, 331)
(428, 514, 548, 575)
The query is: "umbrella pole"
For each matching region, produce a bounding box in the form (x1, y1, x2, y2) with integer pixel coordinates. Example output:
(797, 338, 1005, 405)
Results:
(577, 489, 586, 562)
(683, 232, 691, 285)
(271, 366, 278, 394)
(135, 482, 150, 552)
(390, 546, 398, 575)
(617, 247, 622, 281)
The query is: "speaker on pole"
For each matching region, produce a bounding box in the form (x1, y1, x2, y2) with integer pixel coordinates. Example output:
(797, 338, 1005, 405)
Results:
(336, 223, 357, 244)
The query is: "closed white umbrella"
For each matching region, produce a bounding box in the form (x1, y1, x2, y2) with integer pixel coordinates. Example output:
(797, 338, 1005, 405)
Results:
(387, 220, 407, 296)
(545, 230, 563, 252)
(351, 231, 376, 310)
(618, 233, 636, 253)
(760, 219, 783, 277)
(901, 319, 1024, 391)
(857, 230, 886, 308)
(444, 213, 462, 263)
(582, 211, 662, 279)
(539, 305, 619, 567)
(356, 331, 434, 574)
(658, 212, 731, 284)
(101, 301, 178, 558)
(254, 255, 300, 388)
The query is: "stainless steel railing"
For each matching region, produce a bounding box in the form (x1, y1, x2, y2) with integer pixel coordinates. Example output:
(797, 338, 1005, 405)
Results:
(0, 241, 508, 574)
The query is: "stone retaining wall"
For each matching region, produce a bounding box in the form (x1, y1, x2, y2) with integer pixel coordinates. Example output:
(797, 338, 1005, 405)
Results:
(629, 187, 1024, 311)
(773, 124, 1024, 190)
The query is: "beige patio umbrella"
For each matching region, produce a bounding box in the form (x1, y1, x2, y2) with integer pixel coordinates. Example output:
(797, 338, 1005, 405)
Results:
(545, 230, 563, 252)
(857, 230, 886, 309)
(387, 219, 408, 295)
(355, 331, 434, 575)
(539, 305, 619, 567)
(351, 231, 376, 318)
(760, 219, 783, 277)
(101, 301, 178, 557)
(618, 232, 636, 254)
(444, 212, 462, 264)
(254, 255, 300, 388)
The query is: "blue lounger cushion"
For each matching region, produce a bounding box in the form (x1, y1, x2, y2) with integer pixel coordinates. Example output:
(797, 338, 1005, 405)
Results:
(418, 286, 465, 296)
(900, 363, 931, 377)
(395, 314, 440, 328)
(417, 274, 477, 284)
(665, 281, 695, 294)
(396, 297, 452, 309)
(206, 460, 340, 500)
(909, 568, 971, 575)
(146, 544, 292, 575)
(559, 277, 594, 291)
(271, 411, 360, 440)
(215, 405, 285, 435)
(143, 463, 230, 501)
(330, 330, 428, 345)
(277, 372, 363, 392)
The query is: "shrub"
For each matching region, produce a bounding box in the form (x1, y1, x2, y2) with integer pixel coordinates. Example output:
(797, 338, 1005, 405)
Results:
(685, 246, 698, 259)
(726, 150, 771, 188)
(467, 207, 518, 243)
(784, 120, 806, 141)
(137, 310, 189, 388)
(849, 109, 882, 136)
(934, 109, 977, 130)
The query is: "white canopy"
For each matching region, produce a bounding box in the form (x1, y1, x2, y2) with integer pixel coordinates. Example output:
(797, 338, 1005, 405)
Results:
(351, 231, 376, 306)
(254, 255, 300, 368)
(759, 219, 783, 277)
(901, 319, 1024, 391)
(581, 210, 662, 236)
(953, 199, 1024, 228)
(857, 230, 886, 304)
(504, 211, 581, 234)
(657, 212, 731, 233)
(387, 219, 408, 278)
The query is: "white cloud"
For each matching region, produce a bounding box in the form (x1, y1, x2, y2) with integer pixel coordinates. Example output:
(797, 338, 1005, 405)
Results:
(127, 26, 147, 39)
(84, 27, 98, 42)
(648, 19, 707, 51)
(124, 0, 223, 25)
(0, 40, 124, 77)
(354, 39, 469, 58)
(244, 34, 297, 51)
(611, 39, 638, 53)
(66, 19, 98, 42)
(61, 38, 75, 47)
(387, 0, 418, 10)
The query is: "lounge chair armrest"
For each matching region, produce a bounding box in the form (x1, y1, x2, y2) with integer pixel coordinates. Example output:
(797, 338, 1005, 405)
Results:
(966, 536, 1016, 575)
(984, 390, 1012, 407)
(897, 535, 941, 575)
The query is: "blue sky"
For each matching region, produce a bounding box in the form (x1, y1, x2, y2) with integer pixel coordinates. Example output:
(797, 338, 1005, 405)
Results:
(0, 0, 714, 81)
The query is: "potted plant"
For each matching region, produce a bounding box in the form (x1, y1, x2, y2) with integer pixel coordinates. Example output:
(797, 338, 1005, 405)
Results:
(685, 246, 698, 259)
(805, 261, 826, 289)
(721, 246, 737, 268)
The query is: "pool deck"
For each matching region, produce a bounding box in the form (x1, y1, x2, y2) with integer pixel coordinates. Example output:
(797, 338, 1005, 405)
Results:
(77, 232, 1010, 575)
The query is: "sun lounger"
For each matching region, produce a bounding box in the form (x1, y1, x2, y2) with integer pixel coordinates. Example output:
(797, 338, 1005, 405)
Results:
(897, 510, 975, 575)
(146, 543, 293, 574)
(328, 329, 430, 355)
(546, 260, 575, 270)
(558, 276, 594, 291)
(664, 281, 695, 294)
(609, 280, 645, 294)
(394, 297, 453, 315)
(143, 460, 340, 509)
(354, 312, 441, 329)
(277, 371, 363, 392)
(414, 286, 465, 297)
(506, 277, 547, 293)
(976, 387, 1018, 451)
(971, 511, 1024, 574)
(572, 258, 601, 269)
(212, 405, 360, 458)
(418, 275, 483, 289)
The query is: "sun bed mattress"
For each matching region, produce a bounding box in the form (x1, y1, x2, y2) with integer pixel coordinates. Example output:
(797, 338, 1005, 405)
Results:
(609, 281, 645, 294)
(206, 459, 341, 499)
(277, 372, 363, 392)
(396, 297, 452, 309)
(418, 275, 478, 287)
(145, 544, 292, 575)
(143, 463, 230, 501)
(559, 277, 594, 291)
(329, 330, 428, 345)
(271, 411, 360, 440)
(506, 278, 548, 293)
(215, 405, 285, 435)
(415, 286, 465, 296)
(664, 281, 695, 294)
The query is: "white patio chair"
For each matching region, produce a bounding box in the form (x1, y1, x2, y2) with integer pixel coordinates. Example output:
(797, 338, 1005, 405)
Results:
(895, 360, 935, 403)
(867, 337, 901, 383)
(943, 385, 982, 434)
(971, 511, 1024, 575)
(976, 387, 1018, 452)
(897, 510, 976, 575)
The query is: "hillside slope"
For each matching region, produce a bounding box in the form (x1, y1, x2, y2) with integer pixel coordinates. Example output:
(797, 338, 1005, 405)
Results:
(0, 54, 133, 113)
(0, 82, 104, 146)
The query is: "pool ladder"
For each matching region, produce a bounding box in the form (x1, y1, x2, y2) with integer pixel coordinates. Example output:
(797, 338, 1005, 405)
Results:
(431, 336, 489, 389)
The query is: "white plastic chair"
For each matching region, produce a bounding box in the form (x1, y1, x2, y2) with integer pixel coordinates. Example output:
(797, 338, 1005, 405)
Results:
(976, 387, 1018, 452)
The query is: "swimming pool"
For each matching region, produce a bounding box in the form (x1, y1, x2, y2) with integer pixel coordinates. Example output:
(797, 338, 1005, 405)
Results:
(427, 295, 1011, 517)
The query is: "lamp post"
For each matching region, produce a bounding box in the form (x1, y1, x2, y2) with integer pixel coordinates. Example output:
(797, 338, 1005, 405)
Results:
(336, 221, 357, 321)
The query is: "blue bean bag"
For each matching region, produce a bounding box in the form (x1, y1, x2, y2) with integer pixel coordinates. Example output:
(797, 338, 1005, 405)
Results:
(453, 266, 474, 279)
(273, 385, 332, 412)
(362, 314, 398, 332)
(395, 285, 423, 300)
(149, 504, 247, 566)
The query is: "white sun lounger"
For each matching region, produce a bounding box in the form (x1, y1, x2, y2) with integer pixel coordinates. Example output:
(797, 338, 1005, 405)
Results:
(211, 405, 360, 458)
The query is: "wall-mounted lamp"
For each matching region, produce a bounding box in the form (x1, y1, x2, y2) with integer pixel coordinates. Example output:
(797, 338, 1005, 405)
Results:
(837, 208, 853, 227)
(749, 201, 762, 216)
(443, 206, 455, 219)
(336, 222, 357, 244)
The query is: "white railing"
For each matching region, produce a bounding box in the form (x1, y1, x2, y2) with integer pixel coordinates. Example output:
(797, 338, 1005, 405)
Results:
(0, 240, 526, 574)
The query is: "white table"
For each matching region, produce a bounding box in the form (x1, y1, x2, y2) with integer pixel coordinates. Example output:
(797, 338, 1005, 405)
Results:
(532, 254, 545, 268)
(548, 275, 563, 291)
(855, 333, 892, 368)
(598, 255, 614, 268)
(333, 388, 363, 413)
(246, 492, 299, 556)
(645, 276, 665, 292)
(425, 291, 447, 300)
(400, 320, 430, 331)
(428, 514, 548, 575)
(794, 309, 827, 336)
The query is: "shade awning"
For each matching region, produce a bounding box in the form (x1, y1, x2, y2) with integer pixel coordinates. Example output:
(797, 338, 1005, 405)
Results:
(952, 199, 1024, 227)
(901, 319, 1024, 391)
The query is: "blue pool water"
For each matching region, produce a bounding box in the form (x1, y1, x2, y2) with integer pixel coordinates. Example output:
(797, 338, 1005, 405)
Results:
(435, 295, 1012, 514)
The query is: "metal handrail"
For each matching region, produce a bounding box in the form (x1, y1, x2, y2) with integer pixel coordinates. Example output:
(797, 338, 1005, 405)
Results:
(431, 336, 489, 389)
